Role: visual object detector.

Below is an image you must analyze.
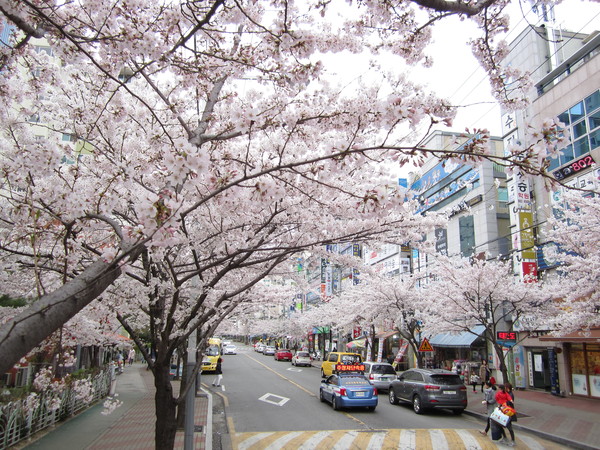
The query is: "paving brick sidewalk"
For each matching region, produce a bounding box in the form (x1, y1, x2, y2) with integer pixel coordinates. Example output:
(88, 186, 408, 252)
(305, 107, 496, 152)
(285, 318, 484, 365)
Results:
(23, 364, 210, 450)
(464, 386, 600, 450)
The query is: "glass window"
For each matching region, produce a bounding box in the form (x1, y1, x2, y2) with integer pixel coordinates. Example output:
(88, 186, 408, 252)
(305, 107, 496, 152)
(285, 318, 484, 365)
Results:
(590, 128, 600, 150)
(572, 120, 587, 139)
(561, 144, 574, 165)
(548, 156, 560, 172)
(569, 102, 584, 122)
(573, 137, 590, 158)
(497, 187, 508, 202)
(584, 90, 600, 113)
(558, 110, 570, 126)
(588, 110, 600, 131)
(459, 216, 475, 257)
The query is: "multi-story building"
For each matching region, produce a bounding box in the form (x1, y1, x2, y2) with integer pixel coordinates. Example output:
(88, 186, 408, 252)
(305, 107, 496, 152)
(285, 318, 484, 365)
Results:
(500, 24, 600, 398)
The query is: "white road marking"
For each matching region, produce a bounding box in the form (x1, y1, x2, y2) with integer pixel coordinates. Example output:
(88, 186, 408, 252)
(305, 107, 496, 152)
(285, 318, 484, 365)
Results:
(366, 431, 388, 449)
(297, 431, 333, 449)
(258, 393, 290, 406)
(331, 430, 359, 449)
(264, 431, 303, 450)
(429, 429, 449, 449)
(455, 429, 483, 449)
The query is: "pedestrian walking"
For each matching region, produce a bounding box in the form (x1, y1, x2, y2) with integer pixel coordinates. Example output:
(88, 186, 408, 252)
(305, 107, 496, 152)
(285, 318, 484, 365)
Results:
(128, 348, 136, 365)
(495, 384, 517, 446)
(470, 371, 481, 392)
(479, 360, 490, 392)
(479, 380, 497, 436)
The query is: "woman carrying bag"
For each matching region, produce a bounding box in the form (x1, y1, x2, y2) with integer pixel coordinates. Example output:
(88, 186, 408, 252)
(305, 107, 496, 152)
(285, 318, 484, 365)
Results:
(479, 380, 497, 436)
(494, 384, 517, 446)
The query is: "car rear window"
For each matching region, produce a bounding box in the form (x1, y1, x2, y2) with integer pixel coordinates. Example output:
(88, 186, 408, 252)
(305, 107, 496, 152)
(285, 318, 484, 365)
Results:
(296, 352, 309, 357)
(430, 374, 463, 385)
(340, 355, 361, 364)
(340, 376, 371, 386)
(372, 365, 396, 375)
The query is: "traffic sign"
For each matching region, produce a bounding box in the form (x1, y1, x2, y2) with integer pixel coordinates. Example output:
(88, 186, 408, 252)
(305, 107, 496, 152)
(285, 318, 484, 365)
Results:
(418, 338, 434, 352)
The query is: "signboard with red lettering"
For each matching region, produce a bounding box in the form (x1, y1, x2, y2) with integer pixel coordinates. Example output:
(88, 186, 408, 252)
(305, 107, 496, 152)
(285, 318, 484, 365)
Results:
(496, 331, 517, 341)
(335, 364, 365, 373)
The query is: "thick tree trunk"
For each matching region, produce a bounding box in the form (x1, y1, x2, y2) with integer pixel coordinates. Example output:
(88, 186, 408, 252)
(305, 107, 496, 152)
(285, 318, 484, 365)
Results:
(0, 259, 124, 374)
(154, 363, 179, 450)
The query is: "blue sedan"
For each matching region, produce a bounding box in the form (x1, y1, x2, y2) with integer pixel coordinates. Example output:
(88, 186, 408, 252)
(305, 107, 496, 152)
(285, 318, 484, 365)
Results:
(319, 373, 378, 411)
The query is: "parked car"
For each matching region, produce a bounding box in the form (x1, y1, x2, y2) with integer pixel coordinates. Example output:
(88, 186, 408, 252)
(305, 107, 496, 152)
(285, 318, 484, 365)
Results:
(255, 343, 266, 353)
(388, 368, 467, 415)
(169, 363, 183, 379)
(362, 362, 397, 393)
(292, 351, 312, 367)
(263, 345, 276, 356)
(320, 352, 363, 377)
(223, 344, 237, 355)
(274, 349, 293, 361)
(319, 372, 378, 411)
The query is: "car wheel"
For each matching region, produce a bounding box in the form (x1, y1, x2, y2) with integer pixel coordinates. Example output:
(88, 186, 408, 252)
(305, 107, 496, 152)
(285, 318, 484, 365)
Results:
(319, 389, 325, 403)
(413, 395, 424, 414)
(332, 396, 340, 410)
(452, 409, 464, 416)
(389, 389, 398, 405)
(366, 406, 376, 412)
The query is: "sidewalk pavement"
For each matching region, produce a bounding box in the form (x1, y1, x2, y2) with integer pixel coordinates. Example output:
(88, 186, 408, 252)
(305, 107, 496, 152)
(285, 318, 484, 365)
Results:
(21, 363, 211, 450)
(19, 360, 600, 450)
(463, 385, 600, 450)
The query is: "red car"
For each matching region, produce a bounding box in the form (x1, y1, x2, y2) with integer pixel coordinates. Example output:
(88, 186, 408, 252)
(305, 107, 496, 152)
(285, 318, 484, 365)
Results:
(274, 349, 293, 361)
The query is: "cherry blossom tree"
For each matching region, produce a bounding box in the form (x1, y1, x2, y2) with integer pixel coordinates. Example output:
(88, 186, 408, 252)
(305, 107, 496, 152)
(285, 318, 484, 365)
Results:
(543, 191, 600, 333)
(422, 255, 551, 382)
(0, 0, 578, 447)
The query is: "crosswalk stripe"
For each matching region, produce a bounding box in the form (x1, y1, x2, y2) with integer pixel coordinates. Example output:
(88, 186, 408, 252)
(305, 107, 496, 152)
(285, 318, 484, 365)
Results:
(234, 428, 556, 449)
(298, 430, 332, 449)
(237, 431, 274, 450)
(455, 429, 483, 449)
(399, 429, 416, 448)
(366, 431, 387, 449)
(263, 431, 303, 450)
(429, 429, 449, 449)
(330, 430, 358, 449)
(381, 429, 401, 448)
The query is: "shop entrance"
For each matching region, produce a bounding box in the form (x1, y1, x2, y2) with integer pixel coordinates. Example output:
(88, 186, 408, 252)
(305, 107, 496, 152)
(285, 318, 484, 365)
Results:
(531, 350, 551, 390)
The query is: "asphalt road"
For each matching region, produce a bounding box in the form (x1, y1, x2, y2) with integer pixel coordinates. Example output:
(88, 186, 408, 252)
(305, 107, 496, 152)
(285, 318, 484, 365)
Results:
(212, 344, 483, 434)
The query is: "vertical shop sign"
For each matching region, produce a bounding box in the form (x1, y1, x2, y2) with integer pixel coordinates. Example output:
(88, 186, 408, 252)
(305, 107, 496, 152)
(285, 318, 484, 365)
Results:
(435, 228, 448, 255)
(518, 212, 536, 259)
(548, 348, 561, 396)
(512, 346, 527, 388)
(527, 351, 534, 387)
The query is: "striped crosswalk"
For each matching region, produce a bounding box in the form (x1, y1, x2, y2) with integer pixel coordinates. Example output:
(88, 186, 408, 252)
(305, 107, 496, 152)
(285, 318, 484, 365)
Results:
(232, 428, 562, 449)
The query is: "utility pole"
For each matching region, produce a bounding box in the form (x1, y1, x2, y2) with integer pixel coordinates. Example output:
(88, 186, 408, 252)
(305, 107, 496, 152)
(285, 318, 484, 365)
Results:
(184, 332, 196, 450)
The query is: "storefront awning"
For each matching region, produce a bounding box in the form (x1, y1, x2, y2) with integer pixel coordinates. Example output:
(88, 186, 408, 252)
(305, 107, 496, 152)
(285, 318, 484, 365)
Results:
(429, 325, 486, 348)
(376, 330, 398, 340)
(346, 338, 367, 349)
(539, 328, 600, 342)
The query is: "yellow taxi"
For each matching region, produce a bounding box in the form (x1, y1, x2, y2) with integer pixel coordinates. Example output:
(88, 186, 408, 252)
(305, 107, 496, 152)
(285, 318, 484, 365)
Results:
(201, 338, 222, 373)
(320, 352, 363, 377)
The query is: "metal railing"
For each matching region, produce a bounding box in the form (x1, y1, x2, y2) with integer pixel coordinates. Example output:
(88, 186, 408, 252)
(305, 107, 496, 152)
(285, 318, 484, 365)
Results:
(0, 368, 112, 449)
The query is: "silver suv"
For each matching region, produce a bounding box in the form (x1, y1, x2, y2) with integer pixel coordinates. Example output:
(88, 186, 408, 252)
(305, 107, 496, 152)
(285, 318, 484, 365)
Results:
(362, 362, 397, 393)
(388, 368, 467, 415)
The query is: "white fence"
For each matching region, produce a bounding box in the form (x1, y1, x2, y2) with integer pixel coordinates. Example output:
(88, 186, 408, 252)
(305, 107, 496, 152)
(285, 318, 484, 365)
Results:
(0, 368, 112, 449)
